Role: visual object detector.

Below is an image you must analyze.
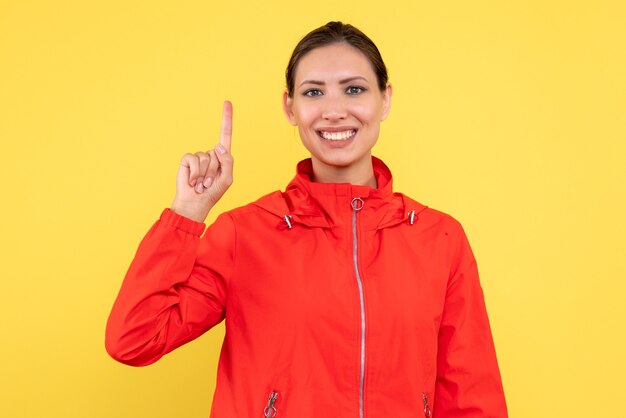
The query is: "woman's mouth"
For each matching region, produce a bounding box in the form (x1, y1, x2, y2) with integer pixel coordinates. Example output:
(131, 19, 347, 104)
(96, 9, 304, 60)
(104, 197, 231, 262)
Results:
(317, 129, 358, 141)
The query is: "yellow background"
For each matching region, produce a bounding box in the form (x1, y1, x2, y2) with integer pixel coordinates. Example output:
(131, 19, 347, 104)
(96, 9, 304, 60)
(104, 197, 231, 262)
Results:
(1, 0, 624, 417)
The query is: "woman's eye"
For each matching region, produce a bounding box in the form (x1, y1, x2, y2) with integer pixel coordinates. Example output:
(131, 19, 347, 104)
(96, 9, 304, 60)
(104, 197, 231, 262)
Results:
(304, 89, 323, 97)
(346, 86, 365, 95)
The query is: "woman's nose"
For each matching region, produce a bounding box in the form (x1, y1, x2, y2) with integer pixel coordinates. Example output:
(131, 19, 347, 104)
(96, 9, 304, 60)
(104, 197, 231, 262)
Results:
(321, 97, 348, 121)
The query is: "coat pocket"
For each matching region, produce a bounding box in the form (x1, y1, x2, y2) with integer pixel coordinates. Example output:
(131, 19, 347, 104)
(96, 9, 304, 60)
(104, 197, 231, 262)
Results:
(263, 390, 280, 418)
(421, 391, 432, 418)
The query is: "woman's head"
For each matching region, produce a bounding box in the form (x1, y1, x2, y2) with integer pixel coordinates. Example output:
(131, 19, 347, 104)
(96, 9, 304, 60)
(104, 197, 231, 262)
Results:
(285, 21, 388, 98)
(282, 22, 392, 185)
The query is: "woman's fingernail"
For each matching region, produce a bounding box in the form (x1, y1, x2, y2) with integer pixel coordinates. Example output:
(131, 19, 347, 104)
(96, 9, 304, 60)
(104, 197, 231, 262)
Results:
(216, 144, 226, 154)
(195, 182, 204, 193)
(191, 178, 197, 187)
(204, 177, 213, 188)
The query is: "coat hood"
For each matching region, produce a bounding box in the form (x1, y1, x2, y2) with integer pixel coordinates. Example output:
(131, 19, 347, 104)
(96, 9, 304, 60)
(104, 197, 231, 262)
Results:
(252, 156, 428, 230)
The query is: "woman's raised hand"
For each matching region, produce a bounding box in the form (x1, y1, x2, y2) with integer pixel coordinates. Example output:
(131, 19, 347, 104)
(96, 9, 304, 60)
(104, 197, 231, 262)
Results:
(170, 101, 234, 222)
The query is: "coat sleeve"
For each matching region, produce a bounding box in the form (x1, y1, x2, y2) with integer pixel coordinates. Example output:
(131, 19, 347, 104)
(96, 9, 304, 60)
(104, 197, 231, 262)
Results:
(105, 208, 235, 367)
(434, 222, 508, 417)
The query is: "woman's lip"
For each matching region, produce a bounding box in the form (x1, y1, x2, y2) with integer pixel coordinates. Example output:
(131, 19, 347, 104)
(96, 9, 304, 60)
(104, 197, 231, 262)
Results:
(316, 127, 359, 132)
(322, 134, 356, 148)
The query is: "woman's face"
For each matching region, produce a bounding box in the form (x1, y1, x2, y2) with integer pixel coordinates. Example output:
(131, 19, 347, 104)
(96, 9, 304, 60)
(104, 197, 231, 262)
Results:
(283, 42, 392, 181)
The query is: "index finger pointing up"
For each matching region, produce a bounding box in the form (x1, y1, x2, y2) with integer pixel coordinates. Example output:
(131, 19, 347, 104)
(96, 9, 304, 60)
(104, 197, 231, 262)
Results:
(220, 100, 233, 152)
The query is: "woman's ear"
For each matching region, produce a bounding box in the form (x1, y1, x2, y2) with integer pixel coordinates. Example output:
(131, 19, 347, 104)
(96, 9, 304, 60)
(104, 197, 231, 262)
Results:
(282, 90, 297, 126)
(380, 82, 393, 121)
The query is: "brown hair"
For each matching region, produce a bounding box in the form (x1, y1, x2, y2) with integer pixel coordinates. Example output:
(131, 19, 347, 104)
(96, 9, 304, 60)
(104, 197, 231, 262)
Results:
(285, 21, 389, 97)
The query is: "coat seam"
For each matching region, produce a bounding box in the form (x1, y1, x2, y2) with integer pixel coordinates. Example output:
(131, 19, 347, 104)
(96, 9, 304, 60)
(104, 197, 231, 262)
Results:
(225, 212, 237, 300)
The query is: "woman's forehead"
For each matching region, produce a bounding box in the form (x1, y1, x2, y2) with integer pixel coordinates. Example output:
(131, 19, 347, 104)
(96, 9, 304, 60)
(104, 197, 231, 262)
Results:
(294, 43, 377, 84)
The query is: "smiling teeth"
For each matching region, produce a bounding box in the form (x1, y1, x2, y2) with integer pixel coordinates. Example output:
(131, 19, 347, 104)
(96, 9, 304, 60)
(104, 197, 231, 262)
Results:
(320, 130, 357, 141)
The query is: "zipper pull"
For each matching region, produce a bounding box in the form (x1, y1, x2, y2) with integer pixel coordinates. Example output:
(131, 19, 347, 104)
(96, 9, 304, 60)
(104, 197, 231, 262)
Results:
(422, 392, 431, 418)
(351, 197, 365, 211)
(263, 391, 278, 418)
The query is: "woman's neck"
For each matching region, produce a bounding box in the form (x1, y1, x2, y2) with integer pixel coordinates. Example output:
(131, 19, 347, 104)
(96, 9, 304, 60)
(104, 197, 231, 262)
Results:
(310, 155, 377, 188)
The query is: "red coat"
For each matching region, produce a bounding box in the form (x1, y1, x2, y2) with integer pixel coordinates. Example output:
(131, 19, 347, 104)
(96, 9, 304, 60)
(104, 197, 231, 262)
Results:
(106, 157, 507, 417)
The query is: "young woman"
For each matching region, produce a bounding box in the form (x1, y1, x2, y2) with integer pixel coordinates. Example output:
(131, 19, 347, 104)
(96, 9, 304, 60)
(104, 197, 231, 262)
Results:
(106, 21, 508, 418)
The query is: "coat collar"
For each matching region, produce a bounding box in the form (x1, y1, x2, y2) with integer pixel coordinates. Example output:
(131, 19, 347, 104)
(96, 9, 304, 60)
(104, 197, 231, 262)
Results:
(254, 156, 427, 230)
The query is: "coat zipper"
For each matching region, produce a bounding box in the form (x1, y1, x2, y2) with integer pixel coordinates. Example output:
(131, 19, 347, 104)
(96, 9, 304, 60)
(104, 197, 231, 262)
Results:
(263, 391, 278, 418)
(351, 197, 366, 418)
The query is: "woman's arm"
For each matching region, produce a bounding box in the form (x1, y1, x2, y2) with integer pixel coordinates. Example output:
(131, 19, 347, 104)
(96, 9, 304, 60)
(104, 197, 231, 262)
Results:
(105, 209, 234, 366)
(105, 101, 235, 366)
(434, 223, 508, 417)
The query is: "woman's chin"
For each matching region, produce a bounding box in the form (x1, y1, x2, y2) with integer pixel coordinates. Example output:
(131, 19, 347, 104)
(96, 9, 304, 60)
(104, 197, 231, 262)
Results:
(312, 151, 371, 170)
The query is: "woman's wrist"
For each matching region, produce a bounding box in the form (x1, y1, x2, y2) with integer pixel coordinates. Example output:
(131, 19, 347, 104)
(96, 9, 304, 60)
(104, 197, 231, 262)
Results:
(170, 200, 210, 223)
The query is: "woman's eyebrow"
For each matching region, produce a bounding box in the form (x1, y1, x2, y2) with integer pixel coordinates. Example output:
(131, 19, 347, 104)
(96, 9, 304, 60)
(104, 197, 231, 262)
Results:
(339, 76, 368, 84)
(298, 76, 369, 87)
(299, 80, 325, 87)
